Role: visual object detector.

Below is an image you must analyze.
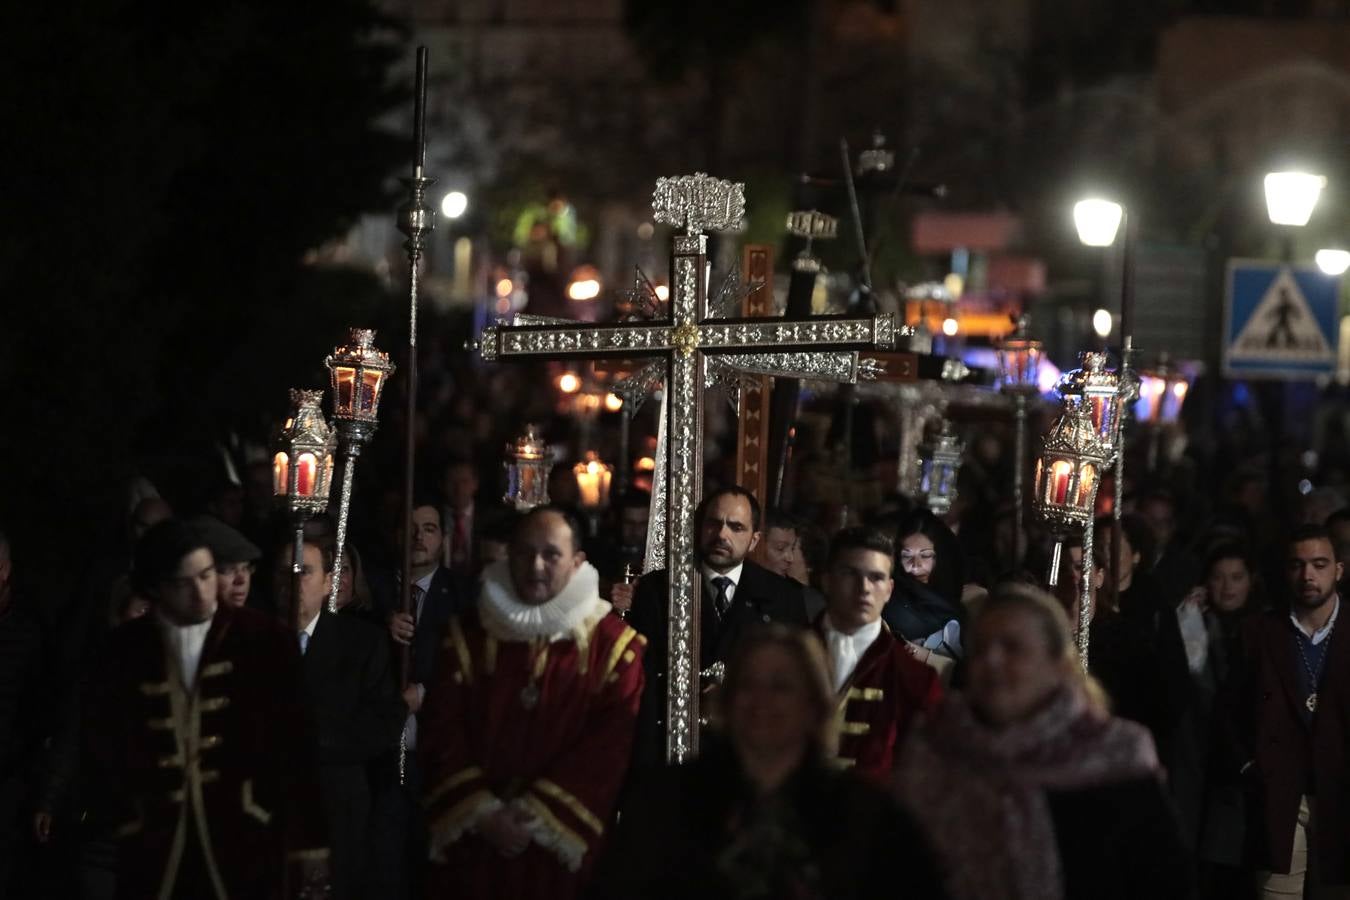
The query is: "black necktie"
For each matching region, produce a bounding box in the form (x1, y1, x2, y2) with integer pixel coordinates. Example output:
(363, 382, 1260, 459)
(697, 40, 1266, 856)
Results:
(712, 576, 733, 621)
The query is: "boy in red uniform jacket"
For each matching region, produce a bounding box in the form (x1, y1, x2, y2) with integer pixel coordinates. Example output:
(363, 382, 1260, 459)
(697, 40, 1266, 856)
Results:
(815, 526, 943, 782)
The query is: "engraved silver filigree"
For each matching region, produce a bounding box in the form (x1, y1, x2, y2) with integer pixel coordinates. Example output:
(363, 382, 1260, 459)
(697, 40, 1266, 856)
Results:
(653, 173, 746, 234)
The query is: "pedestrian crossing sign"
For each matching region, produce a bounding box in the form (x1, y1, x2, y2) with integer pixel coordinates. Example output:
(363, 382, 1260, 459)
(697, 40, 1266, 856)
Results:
(1224, 260, 1341, 380)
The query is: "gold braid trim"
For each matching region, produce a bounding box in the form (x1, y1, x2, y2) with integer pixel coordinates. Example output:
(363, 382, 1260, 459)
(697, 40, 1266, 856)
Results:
(427, 790, 501, 861)
(200, 661, 234, 679)
(531, 779, 604, 836)
(840, 721, 872, 736)
(484, 636, 498, 675)
(449, 619, 474, 685)
(847, 686, 885, 701)
(424, 766, 485, 811)
(599, 627, 639, 690)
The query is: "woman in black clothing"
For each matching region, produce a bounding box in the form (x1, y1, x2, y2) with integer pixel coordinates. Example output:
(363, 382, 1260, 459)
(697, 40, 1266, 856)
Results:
(588, 626, 946, 900)
(1186, 543, 1263, 899)
(884, 509, 966, 664)
(896, 583, 1193, 900)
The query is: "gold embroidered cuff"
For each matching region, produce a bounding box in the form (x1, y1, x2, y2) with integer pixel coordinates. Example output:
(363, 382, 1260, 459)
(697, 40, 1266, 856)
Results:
(840, 721, 872, 736)
(531, 779, 604, 836)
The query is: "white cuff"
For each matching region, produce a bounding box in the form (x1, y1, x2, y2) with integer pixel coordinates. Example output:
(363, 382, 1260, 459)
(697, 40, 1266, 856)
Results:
(427, 793, 503, 862)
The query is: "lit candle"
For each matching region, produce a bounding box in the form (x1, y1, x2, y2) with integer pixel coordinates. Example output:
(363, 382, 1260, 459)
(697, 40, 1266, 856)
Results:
(1050, 460, 1071, 505)
(297, 453, 317, 496)
(574, 458, 611, 510)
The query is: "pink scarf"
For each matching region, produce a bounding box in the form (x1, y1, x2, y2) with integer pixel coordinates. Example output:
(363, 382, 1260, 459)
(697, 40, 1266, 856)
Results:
(894, 685, 1159, 900)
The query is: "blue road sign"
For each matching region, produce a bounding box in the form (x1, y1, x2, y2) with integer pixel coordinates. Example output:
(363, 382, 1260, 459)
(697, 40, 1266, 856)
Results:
(1224, 260, 1340, 380)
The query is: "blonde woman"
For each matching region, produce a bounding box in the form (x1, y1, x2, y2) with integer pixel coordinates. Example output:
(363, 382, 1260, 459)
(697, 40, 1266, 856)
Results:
(591, 625, 945, 900)
(895, 584, 1192, 900)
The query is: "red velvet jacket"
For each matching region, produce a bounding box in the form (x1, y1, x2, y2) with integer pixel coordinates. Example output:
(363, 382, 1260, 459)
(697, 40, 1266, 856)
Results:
(82, 603, 327, 900)
(814, 616, 943, 784)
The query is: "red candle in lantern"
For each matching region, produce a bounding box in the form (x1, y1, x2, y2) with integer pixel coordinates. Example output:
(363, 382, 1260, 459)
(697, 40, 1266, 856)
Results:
(1051, 461, 1071, 505)
(297, 453, 317, 496)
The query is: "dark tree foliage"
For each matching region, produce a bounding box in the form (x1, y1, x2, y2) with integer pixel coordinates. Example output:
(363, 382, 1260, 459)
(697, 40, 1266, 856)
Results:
(0, 0, 406, 575)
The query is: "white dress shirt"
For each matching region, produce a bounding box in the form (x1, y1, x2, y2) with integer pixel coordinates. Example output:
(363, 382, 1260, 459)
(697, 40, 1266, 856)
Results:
(159, 615, 213, 691)
(822, 616, 882, 693)
(702, 562, 744, 608)
(1291, 596, 1340, 645)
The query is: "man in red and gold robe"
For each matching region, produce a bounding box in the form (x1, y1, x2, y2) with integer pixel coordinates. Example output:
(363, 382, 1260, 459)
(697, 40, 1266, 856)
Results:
(816, 526, 942, 783)
(419, 506, 645, 900)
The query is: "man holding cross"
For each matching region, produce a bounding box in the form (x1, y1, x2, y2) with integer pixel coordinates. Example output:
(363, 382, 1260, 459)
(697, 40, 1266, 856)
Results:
(627, 487, 809, 768)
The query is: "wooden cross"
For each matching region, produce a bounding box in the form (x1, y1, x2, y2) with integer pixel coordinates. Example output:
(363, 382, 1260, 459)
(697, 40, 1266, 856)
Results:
(476, 174, 895, 761)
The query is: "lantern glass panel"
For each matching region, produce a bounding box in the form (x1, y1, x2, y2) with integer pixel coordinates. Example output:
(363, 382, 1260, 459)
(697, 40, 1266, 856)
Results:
(335, 367, 357, 414)
(1077, 463, 1097, 509)
(361, 371, 382, 413)
(273, 452, 289, 497)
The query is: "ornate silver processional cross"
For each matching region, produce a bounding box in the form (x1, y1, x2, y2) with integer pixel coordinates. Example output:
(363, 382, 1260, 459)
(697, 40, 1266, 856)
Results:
(475, 174, 896, 761)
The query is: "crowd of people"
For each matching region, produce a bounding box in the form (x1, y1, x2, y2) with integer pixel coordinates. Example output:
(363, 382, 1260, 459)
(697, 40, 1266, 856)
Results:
(3, 311, 1350, 900)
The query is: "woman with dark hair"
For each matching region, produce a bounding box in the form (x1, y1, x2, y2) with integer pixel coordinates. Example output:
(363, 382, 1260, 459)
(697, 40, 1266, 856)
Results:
(588, 625, 945, 900)
(1183, 543, 1263, 898)
(883, 509, 966, 667)
(895, 584, 1192, 900)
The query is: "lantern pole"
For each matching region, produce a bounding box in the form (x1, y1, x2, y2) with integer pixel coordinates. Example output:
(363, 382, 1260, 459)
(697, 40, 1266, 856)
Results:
(1111, 209, 1138, 613)
(1078, 520, 1095, 670)
(1013, 392, 1028, 568)
(396, 47, 436, 686)
(290, 516, 306, 633)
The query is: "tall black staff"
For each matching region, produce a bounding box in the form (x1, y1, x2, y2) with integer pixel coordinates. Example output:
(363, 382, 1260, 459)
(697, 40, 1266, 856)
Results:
(396, 47, 436, 685)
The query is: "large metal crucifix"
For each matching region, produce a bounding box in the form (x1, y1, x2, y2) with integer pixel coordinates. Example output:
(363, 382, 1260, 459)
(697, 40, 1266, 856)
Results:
(475, 174, 895, 760)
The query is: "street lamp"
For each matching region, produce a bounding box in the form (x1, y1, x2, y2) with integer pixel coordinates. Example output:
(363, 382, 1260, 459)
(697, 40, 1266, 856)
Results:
(1092, 309, 1113, 339)
(441, 190, 468, 219)
(1265, 172, 1326, 227)
(1073, 199, 1124, 247)
(1316, 249, 1350, 276)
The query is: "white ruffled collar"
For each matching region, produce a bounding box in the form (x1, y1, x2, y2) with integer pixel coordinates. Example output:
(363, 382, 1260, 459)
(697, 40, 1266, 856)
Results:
(478, 559, 609, 643)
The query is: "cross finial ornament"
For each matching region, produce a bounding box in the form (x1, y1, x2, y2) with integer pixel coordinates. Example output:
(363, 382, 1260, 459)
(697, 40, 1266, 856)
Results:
(653, 173, 746, 234)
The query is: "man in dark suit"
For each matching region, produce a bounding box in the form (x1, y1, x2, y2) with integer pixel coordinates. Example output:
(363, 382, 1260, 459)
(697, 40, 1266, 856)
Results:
(627, 487, 808, 767)
(1236, 523, 1350, 896)
(372, 498, 474, 899)
(280, 538, 404, 900)
(439, 458, 482, 576)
